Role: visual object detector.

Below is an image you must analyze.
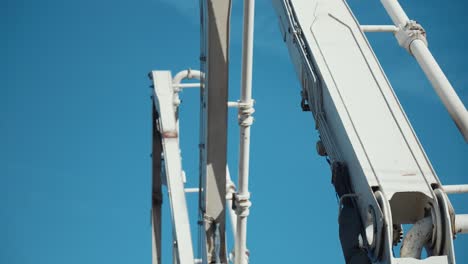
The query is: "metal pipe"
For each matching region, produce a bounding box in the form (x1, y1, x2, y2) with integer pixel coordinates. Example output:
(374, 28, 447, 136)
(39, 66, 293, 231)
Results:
(380, 0, 409, 26)
(228, 101, 240, 108)
(400, 217, 433, 259)
(184, 188, 200, 193)
(172, 69, 202, 87)
(410, 40, 468, 141)
(443, 184, 468, 194)
(235, 0, 255, 263)
(172, 69, 203, 106)
(173, 83, 201, 88)
(361, 25, 398, 33)
(171, 69, 203, 150)
(380, 0, 468, 142)
(455, 214, 468, 234)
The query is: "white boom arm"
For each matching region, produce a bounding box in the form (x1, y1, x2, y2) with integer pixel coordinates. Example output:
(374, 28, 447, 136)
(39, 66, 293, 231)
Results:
(273, 0, 466, 263)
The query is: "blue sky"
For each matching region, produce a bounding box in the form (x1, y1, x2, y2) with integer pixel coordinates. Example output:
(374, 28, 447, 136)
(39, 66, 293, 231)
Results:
(2, 0, 467, 263)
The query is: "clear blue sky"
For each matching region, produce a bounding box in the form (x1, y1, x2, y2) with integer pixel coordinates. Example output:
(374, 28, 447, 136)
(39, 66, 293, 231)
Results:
(2, 0, 467, 263)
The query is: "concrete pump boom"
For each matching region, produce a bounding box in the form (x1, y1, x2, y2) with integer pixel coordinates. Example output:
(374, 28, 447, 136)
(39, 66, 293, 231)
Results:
(273, 0, 467, 263)
(148, 0, 467, 263)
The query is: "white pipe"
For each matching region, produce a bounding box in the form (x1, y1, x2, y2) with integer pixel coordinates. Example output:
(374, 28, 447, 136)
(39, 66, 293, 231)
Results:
(455, 214, 468, 234)
(410, 40, 468, 141)
(172, 69, 202, 105)
(172, 69, 202, 86)
(380, 0, 409, 26)
(228, 101, 240, 108)
(235, 0, 255, 263)
(380, 0, 468, 142)
(400, 217, 433, 259)
(171, 69, 203, 149)
(361, 25, 398, 33)
(443, 184, 468, 194)
(171, 69, 203, 109)
(173, 83, 201, 88)
(184, 188, 200, 193)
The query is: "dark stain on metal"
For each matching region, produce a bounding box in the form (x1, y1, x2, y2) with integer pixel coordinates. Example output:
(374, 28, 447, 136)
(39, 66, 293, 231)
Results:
(163, 131, 178, 138)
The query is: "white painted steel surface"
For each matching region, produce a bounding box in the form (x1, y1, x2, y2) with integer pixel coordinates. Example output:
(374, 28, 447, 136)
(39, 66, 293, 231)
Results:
(455, 215, 468, 234)
(443, 185, 468, 194)
(380, 0, 468, 142)
(380, 0, 409, 26)
(184, 188, 200, 193)
(151, 71, 195, 264)
(174, 83, 201, 88)
(147, 0, 467, 263)
(228, 101, 240, 108)
(172, 70, 203, 92)
(361, 25, 398, 33)
(235, 1, 255, 264)
(273, 0, 457, 263)
(172, 69, 203, 108)
(275, 0, 439, 212)
(199, 1, 231, 262)
(173, 69, 203, 86)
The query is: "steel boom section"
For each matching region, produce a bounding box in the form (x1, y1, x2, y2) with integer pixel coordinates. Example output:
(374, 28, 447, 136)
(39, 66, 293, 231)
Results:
(151, 71, 195, 264)
(199, 1, 232, 263)
(273, 0, 456, 263)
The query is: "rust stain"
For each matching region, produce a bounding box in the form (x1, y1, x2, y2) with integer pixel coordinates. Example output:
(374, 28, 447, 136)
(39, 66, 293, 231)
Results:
(163, 131, 178, 138)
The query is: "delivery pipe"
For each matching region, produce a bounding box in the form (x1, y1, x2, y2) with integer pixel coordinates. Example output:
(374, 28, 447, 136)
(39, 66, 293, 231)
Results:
(455, 214, 468, 235)
(235, 0, 255, 264)
(400, 217, 433, 259)
(443, 184, 468, 194)
(380, 0, 468, 142)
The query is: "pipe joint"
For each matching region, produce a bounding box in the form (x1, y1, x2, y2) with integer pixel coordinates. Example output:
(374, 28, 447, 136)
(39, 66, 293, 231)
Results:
(395, 20, 427, 54)
(172, 69, 203, 92)
(238, 100, 255, 127)
(233, 193, 252, 217)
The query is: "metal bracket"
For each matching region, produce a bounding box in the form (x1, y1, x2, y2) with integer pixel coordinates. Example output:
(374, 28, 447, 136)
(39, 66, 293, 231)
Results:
(233, 193, 252, 218)
(395, 20, 428, 54)
(237, 100, 255, 128)
(150, 71, 195, 264)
